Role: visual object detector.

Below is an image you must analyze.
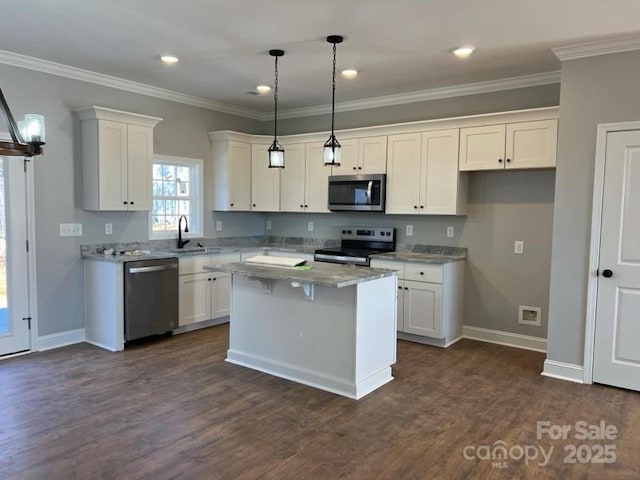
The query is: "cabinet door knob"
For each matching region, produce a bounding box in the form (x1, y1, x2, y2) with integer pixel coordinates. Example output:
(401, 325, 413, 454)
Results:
(498, 158, 503, 163)
(398, 286, 402, 290)
(419, 272, 424, 275)
(352, 167, 357, 170)
(420, 205, 424, 209)
(212, 277, 216, 281)
(123, 201, 128, 205)
(305, 205, 308, 208)
(207, 278, 211, 281)
(506, 158, 511, 163)
(300, 204, 304, 208)
(130, 201, 134, 205)
(252, 203, 256, 207)
(413, 205, 418, 209)
(358, 166, 362, 170)
(230, 203, 234, 207)
(404, 287, 409, 290)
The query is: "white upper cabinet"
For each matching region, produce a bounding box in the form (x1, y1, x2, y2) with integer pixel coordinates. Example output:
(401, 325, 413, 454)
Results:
(77, 107, 161, 211)
(280, 142, 330, 213)
(280, 143, 307, 211)
(210, 133, 251, 211)
(331, 136, 387, 175)
(251, 144, 280, 211)
(459, 119, 558, 171)
(386, 129, 466, 215)
(305, 143, 331, 212)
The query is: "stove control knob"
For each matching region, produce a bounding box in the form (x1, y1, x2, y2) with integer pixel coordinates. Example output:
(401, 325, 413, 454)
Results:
(342, 229, 346, 234)
(347, 230, 352, 234)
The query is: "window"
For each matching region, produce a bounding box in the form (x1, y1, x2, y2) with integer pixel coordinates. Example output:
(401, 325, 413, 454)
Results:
(149, 155, 203, 239)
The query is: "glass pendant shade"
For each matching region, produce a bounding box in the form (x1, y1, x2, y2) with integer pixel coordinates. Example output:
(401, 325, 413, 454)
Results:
(323, 135, 341, 166)
(268, 139, 285, 168)
(23, 114, 46, 144)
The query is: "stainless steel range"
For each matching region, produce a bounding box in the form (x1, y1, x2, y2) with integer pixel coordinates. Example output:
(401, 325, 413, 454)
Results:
(314, 226, 396, 267)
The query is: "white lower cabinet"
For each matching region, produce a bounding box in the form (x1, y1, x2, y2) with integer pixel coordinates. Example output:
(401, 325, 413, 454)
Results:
(370, 258, 464, 347)
(177, 253, 239, 329)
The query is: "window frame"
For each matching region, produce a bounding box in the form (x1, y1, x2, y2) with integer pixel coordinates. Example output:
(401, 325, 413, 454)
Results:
(149, 154, 204, 240)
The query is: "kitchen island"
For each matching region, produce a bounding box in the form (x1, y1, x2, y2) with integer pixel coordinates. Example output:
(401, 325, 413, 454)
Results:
(206, 261, 398, 400)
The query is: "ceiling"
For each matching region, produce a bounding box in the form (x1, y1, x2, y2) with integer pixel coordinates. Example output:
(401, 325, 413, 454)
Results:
(3, 0, 640, 117)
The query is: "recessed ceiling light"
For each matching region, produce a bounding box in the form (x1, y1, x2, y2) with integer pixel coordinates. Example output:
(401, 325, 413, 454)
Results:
(255, 85, 272, 94)
(341, 69, 358, 79)
(160, 55, 179, 64)
(452, 46, 475, 59)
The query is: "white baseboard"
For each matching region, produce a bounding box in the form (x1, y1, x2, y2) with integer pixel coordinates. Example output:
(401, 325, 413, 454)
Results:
(37, 328, 86, 351)
(463, 326, 547, 353)
(541, 359, 585, 384)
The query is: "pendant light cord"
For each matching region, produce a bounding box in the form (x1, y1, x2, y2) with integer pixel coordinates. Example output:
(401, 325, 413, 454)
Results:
(331, 42, 336, 139)
(274, 55, 279, 142)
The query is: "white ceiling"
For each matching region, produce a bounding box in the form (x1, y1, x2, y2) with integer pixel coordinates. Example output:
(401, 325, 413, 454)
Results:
(3, 0, 640, 116)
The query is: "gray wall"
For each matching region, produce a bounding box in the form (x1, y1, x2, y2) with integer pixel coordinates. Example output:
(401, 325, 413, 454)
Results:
(547, 50, 640, 366)
(0, 63, 265, 336)
(267, 170, 555, 338)
(277, 84, 560, 134)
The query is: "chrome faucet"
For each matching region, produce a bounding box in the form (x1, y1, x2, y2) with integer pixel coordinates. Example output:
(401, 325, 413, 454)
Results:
(177, 215, 190, 249)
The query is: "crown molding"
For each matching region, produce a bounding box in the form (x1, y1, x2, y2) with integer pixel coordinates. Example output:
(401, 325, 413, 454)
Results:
(274, 71, 560, 120)
(552, 33, 640, 61)
(0, 49, 560, 123)
(0, 50, 263, 120)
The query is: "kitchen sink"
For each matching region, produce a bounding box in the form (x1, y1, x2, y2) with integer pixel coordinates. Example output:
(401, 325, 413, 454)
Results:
(168, 246, 225, 254)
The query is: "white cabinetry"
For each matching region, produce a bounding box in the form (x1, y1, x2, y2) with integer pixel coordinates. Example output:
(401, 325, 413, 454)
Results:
(370, 258, 464, 347)
(386, 129, 466, 215)
(210, 132, 252, 211)
(177, 253, 240, 329)
(280, 143, 330, 213)
(77, 107, 162, 211)
(251, 143, 280, 211)
(331, 136, 387, 175)
(459, 119, 558, 171)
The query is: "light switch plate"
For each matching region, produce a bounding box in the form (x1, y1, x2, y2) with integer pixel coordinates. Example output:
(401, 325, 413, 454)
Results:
(216, 220, 223, 231)
(447, 226, 454, 238)
(406, 225, 413, 236)
(514, 240, 524, 254)
(59, 223, 83, 237)
(105, 223, 113, 235)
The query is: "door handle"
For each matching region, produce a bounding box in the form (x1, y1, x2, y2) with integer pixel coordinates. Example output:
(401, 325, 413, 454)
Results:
(601, 269, 613, 278)
(129, 264, 177, 274)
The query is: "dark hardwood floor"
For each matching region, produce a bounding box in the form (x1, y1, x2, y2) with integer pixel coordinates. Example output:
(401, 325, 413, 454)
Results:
(1, 324, 639, 479)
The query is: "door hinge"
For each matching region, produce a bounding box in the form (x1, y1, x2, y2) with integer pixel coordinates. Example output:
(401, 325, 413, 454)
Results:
(22, 317, 32, 330)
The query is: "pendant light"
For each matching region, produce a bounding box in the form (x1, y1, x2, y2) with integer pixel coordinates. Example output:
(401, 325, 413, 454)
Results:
(323, 35, 343, 166)
(267, 49, 285, 168)
(0, 88, 45, 157)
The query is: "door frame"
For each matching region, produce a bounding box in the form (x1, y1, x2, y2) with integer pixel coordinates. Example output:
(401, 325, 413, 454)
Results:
(0, 131, 38, 355)
(584, 120, 640, 383)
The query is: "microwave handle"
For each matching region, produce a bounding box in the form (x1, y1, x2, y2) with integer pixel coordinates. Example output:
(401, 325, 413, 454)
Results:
(366, 181, 373, 204)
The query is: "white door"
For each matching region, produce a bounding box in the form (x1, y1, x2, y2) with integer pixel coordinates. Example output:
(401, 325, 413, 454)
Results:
(178, 272, 211, 326)
(403, 280, 442, 338)
(0, 156, 31, 356)
(593, 130, 640, 390)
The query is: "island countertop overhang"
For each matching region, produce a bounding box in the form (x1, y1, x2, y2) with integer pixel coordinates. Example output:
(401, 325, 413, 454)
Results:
(205, 261, 397, 288)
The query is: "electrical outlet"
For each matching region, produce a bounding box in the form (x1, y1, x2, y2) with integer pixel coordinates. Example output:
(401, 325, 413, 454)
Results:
(216, 220, 223, 231)
(266, 220, 272, 231)
(105, 223, 113, 235)
(59, 223, 82, 237)
(514, 240, 524, 255)
(447, 226, 454, 238)
(406, 225, 413, 236)
(519, 305, 541, 326)
(308, 221, 314, 232)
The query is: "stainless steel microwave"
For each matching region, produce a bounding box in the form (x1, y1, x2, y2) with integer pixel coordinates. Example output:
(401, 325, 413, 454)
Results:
(328, 174, 386, 212)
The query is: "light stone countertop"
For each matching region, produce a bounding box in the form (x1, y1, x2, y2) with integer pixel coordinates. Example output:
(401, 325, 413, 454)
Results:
(370, 251, 466, 264)
(205, 261, 397, 288)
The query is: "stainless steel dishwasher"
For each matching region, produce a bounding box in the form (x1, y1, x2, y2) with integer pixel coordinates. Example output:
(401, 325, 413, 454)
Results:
(124, 257, 178, 342)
